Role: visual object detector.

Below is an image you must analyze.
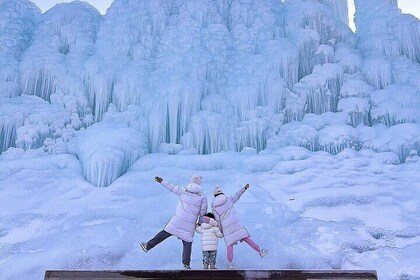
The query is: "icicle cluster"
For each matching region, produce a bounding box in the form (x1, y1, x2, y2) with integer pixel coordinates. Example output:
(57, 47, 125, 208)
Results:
(19, 2, 101, 118)
(0, 0, 40, 98)
(0, 95, 71, 153)
(1, 0, 419, 186)
(68, 119, 148, 187)
(355, 0, 420, 63)
(290, 63, 344, 117)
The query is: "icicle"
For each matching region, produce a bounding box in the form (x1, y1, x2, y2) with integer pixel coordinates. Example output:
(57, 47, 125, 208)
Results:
(0, 95, 73, 154)
(337, 97, 370, 127)
(370, 84, 420, 126)
(188, 111, 235, 154)
(260, 39, 299, 87)
(318, 0, 349, 25)
(359, 123, 420, 163)
(318, 125, 358, 155)
(354, 0, 420, 63)
(390, 14, 420, 63)
(362, 57, 392, 89)
(291, 63, 344, 115)
(289, 28, 321, 79)
(68, 122, 148, 187)
(18, 1, 101, 126)
(0, 116, 17, 153)
(235, 118, 268, 152)
(334, 44, 363, 74)
(340, 78, 374, 98)
(85, 71, 114, 121)
(284, 0, 354, 45)
(267, 121, 319, 151)
(316, 45, 334, 64)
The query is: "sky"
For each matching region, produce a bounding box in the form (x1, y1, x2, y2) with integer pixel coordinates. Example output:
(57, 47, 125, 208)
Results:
(30, 0, 420, 32)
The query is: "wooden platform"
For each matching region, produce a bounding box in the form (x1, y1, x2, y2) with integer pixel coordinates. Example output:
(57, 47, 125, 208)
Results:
(44, 269, 378, 280)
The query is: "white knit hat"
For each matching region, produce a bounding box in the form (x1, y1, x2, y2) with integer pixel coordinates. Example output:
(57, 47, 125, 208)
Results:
(190, 175, 203, 185)
(214, 185, 223, 196)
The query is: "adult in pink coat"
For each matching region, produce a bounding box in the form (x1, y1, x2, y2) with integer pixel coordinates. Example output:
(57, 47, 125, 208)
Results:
(212, 184, 268, 268)
(140, 175, 207, 269)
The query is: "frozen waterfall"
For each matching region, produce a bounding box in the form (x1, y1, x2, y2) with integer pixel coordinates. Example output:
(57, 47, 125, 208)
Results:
(0, 0, 419, 187)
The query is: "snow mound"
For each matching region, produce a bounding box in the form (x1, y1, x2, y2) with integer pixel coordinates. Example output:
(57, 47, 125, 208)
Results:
(68, 107, 149, 187)
(68, 123, 148, 188)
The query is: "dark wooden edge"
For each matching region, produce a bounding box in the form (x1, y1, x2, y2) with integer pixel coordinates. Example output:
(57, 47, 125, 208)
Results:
(45, 269, 378, 280)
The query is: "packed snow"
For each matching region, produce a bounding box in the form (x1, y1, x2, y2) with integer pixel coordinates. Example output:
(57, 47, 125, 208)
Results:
(0, 148, 419, 279)
(0, 0, 419, 279)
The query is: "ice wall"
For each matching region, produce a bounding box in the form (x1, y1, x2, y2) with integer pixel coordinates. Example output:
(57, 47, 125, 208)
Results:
(0, 0, 40, 97)
(79, 0, 357, 157)
(84, 0, 291, 153)
(1, 0, 419, 186)
(20, 1, 101, 121)
(353, 0, 420, 133)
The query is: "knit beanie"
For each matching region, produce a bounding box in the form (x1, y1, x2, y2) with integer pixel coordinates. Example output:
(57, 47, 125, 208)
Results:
(214, 185, 223, 196)
(190, 175, 203, 185)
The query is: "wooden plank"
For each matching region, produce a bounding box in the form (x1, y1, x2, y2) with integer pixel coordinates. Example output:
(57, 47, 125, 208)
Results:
(45, 270, 378, 280)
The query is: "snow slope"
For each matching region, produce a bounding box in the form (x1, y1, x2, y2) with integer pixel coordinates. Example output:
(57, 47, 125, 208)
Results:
(0, 0, 419, 279)
(0, 148, 419, 279)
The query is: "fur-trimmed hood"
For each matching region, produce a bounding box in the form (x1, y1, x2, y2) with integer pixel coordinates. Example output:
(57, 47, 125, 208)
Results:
(212, 193, 227, 207)
(201, 217, 218, 229)
(190, 175, 202, 185)
(185, 182, 203, 194)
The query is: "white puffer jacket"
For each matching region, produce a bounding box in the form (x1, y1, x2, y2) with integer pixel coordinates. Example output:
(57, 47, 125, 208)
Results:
(161, 176, 207, 242)
(195, 218, 223, 251)
(212, 187, 250, 246)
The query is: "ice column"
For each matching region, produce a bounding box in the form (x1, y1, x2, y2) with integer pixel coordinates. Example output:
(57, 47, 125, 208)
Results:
(355, 0, 420, 63)
(319, 0, 349, 25)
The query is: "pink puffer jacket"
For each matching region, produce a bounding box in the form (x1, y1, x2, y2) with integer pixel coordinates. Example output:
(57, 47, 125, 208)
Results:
(212, 187, 250, 246)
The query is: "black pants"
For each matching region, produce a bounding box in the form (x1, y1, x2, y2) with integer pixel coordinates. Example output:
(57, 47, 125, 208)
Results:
(146, 230, 192, 266)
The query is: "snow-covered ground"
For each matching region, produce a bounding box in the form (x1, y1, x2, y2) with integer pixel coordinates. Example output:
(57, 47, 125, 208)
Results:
(0, 147, 419, 279)
(1, 0, 419, 279)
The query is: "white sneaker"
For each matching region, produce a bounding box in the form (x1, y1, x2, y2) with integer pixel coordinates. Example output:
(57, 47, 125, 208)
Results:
(228, 262, 234, 269)
(183, 264, 191, 270)
(140, 242, 148, 253)
(259, 248, 269, 258)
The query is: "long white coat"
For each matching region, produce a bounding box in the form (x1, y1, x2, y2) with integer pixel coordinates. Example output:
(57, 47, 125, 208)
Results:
(161, 179, 207, 242)
(212, 187, 250, 246)
(195, 218, 223, 251)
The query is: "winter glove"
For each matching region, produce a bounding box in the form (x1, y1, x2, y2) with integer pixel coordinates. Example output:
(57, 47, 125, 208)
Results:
(244, 183, 250, 190)
(155, 176, 163, 183)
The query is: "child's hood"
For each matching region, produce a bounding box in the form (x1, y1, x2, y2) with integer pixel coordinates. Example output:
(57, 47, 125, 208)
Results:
(202, 217, 218, 229)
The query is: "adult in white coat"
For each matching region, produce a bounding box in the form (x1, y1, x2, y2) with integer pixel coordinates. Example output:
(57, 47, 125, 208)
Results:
(140, 175, 207, 269)
(212, 184, 268, 268)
